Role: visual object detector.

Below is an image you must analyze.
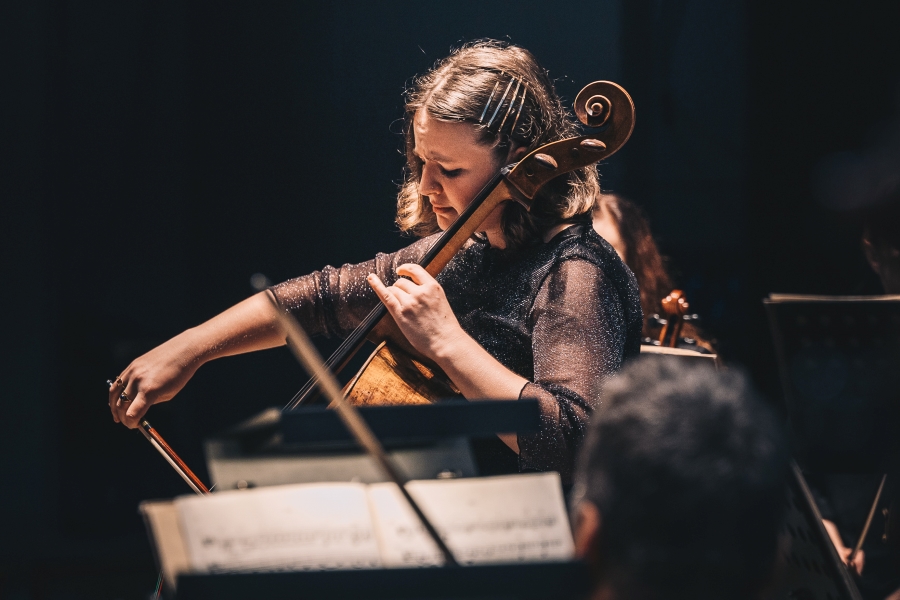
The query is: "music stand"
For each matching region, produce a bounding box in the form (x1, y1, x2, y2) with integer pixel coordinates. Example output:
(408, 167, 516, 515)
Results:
(205, 400, 540, 489)
(764, 295, 900, 473)
(174, 561, 590, 600)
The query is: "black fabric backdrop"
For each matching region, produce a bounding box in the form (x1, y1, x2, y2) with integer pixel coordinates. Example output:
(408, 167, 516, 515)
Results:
(2, 1, 899, 597)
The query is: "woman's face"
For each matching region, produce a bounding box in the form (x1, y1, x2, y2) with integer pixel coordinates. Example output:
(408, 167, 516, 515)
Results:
(413, 109, 507, 243)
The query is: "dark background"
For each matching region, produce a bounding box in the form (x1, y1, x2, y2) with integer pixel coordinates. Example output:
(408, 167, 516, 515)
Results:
(2, 1, 899, 598)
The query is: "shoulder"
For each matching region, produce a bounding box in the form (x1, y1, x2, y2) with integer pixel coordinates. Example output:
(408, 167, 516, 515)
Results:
(541, 225, 635, 286)
(556, 226, 625, 268)
(541, 226, 644, 354)
(529, 227, 627, 300)
(375, 233, 442, 265)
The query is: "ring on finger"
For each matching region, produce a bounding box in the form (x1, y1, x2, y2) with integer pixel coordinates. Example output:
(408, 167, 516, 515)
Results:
(119, 391, 131, 402)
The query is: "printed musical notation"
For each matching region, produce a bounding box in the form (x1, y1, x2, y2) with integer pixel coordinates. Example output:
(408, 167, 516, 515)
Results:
(368, 474, 575, 567)
(141, 472, 575, 580)
(175, 482, 383, 572)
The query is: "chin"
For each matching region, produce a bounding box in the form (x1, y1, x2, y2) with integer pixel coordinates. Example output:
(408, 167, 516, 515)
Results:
(434, 212, 455, 230)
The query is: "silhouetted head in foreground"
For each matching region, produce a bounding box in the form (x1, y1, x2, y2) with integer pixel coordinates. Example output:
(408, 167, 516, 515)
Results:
(571, 357, 789, 600)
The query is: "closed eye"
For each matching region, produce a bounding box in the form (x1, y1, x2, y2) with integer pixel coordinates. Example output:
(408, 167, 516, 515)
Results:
(413, 152, 462, 178)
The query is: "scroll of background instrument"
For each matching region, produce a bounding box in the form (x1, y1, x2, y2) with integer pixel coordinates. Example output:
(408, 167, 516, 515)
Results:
(639, 289, 718, 368)
(140, 473, 574, 589)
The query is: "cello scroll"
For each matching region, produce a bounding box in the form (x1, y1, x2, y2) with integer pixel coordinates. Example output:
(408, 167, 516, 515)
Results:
(506, 81, 635, 201)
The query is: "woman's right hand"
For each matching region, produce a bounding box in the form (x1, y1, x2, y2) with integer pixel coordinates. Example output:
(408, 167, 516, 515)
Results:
(106, 290, 288, 429)
(108, 330, 204, 429)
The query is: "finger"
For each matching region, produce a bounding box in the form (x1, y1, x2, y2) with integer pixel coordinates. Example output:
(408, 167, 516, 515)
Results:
(108, 384, 118, 423)
(392, 277, 420, 294)
(367, 274, 404, 312)
(396, 263, 434, 285)
(116, 380, 138, 425)
(367, 273, 390, 299)
(123, 391, 150, 429)
(108, 377, 125, 423)
(108, 376, 123, 405)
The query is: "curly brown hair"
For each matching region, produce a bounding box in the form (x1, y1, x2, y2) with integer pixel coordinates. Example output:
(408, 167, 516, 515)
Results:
(396, 40, 599, 252)
(596, 193, 673, 322)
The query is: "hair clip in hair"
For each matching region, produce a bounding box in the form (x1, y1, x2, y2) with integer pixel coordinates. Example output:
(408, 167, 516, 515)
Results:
(478, 74, 528, 139)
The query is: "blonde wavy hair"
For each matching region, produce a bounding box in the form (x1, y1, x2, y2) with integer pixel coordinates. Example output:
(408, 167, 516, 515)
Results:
(396, 41, 600, 251)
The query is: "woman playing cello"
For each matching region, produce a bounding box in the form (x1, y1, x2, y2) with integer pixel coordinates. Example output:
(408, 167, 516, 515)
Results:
(108, 41, 642, 482)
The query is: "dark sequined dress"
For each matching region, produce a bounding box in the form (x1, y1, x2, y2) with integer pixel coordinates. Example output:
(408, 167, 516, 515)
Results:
(271, 225, 642, 481)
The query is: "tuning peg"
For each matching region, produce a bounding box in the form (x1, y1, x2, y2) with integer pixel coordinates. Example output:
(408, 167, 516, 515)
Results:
(532, 153, 558, 170)
(579, 138, 607, 151)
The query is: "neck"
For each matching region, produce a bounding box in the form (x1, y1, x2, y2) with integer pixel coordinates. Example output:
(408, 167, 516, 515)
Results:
(543, 222, 573, 242)
(484, 228, 506, 249)
(483, 222, 576, 249)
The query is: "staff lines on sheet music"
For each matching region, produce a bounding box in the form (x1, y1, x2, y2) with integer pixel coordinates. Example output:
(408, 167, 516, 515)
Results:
(393, 515, 561, 538)
(399, 538, 566, 563)
(200, 527, 375, 553)
(206, 558, 382, 573)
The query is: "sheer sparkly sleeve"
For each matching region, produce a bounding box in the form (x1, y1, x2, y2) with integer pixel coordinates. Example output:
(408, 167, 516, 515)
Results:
(269, 236, 436, 339)
(518, 257, 627, 480)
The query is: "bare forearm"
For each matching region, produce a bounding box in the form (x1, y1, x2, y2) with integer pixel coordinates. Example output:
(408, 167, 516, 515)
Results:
(822, 519, 847, 554)
(433, 334, 527, 399)
(432, 332, 527, 452)
(111, 290, 287, 428)
(185, 290, 287, 365)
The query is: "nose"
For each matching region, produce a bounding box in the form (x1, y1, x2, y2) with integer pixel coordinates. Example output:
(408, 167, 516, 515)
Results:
(419, 163, 441, 197)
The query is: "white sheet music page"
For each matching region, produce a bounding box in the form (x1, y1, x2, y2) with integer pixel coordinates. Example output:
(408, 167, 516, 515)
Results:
(367, 472, 575, 567)
(175, 482, 382, 573)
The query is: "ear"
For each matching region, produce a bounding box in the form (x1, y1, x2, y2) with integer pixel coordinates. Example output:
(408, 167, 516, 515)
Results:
(506, 144, 529, 164)
(573, 501, 602, 559)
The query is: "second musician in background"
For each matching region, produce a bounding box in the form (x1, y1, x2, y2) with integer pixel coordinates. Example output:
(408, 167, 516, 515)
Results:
(593, 192, 715, 353)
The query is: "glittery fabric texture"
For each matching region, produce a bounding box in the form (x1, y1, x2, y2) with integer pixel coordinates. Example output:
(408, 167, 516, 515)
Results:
(271, 225, 642, 481)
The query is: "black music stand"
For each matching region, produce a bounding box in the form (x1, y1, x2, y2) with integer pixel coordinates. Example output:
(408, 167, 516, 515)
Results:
(174, 561, 590, 600)
(204, 400, 540, 489)
(769, 463, 863, 600)
(169, 400, 576, 600)
(764, 295, 900, 473)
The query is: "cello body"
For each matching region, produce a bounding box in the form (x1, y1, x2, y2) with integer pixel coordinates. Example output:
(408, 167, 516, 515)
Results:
(343, 341, 461, 406)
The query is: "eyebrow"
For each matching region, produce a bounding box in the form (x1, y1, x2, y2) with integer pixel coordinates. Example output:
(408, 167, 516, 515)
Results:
(413, 146, 455, 164)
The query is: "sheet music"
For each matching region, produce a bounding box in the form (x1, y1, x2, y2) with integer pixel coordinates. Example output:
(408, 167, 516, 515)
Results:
(367, 472, 575, 567)
(175, 482, 382, 572)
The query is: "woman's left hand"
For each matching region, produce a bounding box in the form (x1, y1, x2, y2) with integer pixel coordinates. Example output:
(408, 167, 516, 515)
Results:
(369, 263, 528, 454)
(367, 264, 466, 362)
